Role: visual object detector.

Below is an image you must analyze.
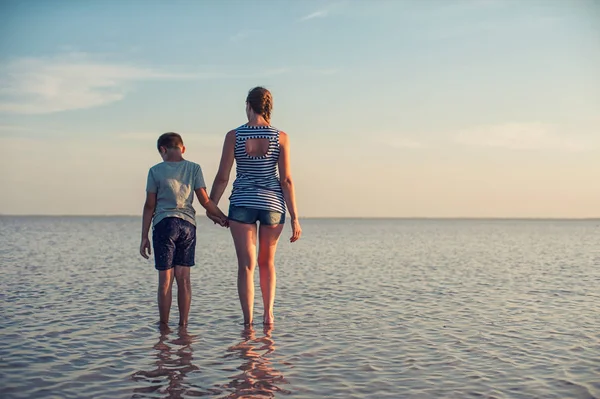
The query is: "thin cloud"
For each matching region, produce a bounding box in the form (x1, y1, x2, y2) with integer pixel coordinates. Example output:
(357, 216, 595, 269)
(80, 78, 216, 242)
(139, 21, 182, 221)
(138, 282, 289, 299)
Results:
(455, 123, 593, 152)
(0, 53, 198, 114)
(298, 2, 348, 22)
(299, 9, 329, 22)
(0, 53, 291, 114)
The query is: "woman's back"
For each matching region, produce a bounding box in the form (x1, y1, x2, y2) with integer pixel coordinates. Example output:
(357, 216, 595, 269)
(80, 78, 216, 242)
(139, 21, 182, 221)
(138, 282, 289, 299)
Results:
(230, 124, 286, 213)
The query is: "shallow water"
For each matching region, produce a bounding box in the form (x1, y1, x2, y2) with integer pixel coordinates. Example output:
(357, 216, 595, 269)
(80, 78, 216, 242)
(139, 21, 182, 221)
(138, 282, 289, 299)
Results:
(1, 216, 599, 398)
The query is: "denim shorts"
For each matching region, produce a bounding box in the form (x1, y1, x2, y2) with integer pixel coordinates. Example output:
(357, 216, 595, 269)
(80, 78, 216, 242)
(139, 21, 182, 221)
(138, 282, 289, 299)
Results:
(228, 205, 285, 225)
(152, 217, 196, 271)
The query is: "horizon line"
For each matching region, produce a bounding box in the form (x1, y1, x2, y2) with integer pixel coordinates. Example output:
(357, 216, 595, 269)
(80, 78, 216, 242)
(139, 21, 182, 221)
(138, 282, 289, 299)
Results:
(1, 214, 599, 221)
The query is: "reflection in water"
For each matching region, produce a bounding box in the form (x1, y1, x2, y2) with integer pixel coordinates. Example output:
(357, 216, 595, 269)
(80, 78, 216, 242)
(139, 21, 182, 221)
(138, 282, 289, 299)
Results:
(131, 325, 201, 398)
(221, 325, 291, 398)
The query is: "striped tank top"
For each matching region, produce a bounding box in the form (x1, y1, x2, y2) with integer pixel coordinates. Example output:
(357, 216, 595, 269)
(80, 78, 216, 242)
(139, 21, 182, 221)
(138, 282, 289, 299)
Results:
(229, 125, 286, 214)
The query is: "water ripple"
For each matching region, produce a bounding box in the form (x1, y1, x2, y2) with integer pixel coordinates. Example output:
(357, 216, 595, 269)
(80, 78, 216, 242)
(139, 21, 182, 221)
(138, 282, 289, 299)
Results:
(0, 217, 599, 398)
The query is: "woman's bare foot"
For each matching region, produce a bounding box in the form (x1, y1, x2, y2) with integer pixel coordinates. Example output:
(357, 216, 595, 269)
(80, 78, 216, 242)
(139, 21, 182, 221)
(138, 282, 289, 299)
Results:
(263, 313, 274, 325)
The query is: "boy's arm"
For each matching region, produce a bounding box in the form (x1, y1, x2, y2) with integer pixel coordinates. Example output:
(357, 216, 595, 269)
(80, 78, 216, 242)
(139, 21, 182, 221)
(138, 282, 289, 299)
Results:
(209, 130, 236, 205)
(140, 192, 156, 258)
(195, 187, 227, 226)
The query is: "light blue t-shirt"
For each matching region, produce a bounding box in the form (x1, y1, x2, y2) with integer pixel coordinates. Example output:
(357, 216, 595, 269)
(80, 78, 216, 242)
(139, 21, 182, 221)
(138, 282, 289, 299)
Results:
(146, 160, 206, 227)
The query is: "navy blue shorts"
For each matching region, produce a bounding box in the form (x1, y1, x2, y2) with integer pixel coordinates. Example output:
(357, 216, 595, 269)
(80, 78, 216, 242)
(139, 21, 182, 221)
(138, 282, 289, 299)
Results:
(152, 217, 196, 271)
(228, 205, 285, 225)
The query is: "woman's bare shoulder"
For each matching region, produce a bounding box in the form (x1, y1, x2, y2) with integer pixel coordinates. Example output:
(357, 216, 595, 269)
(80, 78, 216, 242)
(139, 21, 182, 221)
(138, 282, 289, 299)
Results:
(278, 130, 288, 143)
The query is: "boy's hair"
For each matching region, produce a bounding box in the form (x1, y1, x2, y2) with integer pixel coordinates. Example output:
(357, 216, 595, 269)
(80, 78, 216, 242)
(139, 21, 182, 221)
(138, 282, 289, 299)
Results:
(157, 132, 184, 151)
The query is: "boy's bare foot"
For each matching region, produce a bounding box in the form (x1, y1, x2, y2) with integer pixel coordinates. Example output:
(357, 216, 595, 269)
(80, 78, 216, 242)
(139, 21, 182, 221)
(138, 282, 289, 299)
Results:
(263, 314, 274, 325)
(158, 321, 170, 333)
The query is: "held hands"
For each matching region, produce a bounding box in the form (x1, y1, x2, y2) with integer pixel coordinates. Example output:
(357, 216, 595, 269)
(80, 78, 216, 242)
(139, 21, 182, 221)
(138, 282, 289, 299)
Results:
(140, 237, 152, 259)
(206, 210, 229, 227)
(290, 218, 302, 243)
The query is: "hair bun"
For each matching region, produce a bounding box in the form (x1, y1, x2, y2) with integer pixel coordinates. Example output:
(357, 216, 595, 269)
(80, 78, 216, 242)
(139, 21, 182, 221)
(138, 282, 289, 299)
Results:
(246, 87, 273, 123)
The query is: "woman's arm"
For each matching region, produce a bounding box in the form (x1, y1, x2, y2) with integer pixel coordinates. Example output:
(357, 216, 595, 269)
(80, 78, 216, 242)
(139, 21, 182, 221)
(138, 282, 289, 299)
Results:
(278, 131, 302, 242)
(209, 130, 236, 205)
(195, 187, 228, 226)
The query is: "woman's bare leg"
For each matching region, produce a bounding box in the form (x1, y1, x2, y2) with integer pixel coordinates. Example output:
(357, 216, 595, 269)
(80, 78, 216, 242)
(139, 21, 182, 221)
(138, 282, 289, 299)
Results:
(230, 221, 258, 325)
(257, 223, 284, 324)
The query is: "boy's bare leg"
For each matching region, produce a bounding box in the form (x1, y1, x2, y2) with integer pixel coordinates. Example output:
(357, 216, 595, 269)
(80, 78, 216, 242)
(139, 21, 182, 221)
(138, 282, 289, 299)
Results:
(158, 269, 175, 326)
(174, 266, 191, 327)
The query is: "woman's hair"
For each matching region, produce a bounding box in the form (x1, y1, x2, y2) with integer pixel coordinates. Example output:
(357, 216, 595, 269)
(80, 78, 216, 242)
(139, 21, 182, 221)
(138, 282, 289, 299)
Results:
(246, 86, 273, 123)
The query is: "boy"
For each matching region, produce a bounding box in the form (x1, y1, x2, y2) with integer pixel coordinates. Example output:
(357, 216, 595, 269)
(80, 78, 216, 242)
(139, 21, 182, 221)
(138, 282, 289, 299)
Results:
(140, 132, 228, 328)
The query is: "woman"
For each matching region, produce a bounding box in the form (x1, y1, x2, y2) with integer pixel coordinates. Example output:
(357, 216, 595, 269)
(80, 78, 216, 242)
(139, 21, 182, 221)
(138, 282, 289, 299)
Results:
(208, 86, 301, 325)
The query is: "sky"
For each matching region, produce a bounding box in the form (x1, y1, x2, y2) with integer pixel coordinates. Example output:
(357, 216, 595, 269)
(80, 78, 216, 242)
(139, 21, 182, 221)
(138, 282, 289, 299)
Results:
(0, 0, 599, 218)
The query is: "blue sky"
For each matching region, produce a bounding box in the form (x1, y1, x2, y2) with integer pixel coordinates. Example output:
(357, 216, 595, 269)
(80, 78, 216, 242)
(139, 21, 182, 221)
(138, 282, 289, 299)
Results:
(1, 0, 599, 217)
